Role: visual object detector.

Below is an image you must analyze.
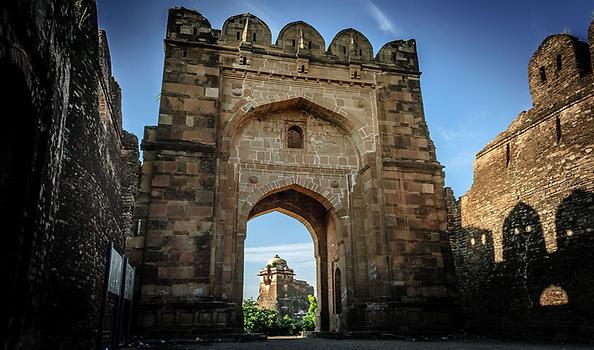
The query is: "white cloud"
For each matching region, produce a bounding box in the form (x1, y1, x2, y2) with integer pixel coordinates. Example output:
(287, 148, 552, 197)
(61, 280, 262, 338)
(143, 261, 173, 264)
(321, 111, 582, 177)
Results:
(368, 2, 398, 36)
(437, 127, 469, 142)
(244, 242, 315, 264)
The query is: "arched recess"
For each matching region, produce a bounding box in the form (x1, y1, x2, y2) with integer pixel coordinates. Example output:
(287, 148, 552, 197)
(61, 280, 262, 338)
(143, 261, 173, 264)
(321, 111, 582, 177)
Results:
(334, 267, 342, 314)
(218, 97, 362, 333)
(220, 97, 371, 167)
(241, 179, 343, 217)
(234, 184, 345, 332)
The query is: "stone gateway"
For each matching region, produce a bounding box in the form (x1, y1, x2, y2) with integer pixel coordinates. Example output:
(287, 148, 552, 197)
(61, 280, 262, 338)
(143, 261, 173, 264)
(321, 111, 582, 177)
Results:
(128, 8, 456, 336)
(3, 2, 594, 347)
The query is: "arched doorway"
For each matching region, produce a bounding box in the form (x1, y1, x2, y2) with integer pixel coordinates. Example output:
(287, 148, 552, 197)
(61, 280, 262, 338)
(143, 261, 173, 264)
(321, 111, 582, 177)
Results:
(240, 187, 335, 331)
(244, 211, 315, 319)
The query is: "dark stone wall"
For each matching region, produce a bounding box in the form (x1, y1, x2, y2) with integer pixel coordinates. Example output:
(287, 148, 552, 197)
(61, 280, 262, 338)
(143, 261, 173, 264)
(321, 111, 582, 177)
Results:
(0, 1, 76, 348)
(449, 19, 594, 341)
(0, 1, 140, 349)
(42, 9, 140, 349)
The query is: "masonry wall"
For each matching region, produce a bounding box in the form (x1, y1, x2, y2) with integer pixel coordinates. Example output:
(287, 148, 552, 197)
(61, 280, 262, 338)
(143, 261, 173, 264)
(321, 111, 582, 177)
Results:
(0, 1, 75, 347)
(0, 1, 139, 349)
(449, 24, 594, 340)
(130, 7, 456, 337)
(42, 22, 140, 350)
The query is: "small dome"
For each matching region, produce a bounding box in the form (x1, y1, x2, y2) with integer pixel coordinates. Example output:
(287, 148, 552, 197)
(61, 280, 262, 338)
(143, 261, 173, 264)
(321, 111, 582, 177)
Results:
(266, 254, 287, 267)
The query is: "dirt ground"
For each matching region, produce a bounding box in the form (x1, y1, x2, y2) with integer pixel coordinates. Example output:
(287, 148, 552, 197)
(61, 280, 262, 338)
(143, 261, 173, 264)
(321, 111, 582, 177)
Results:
(139, 336, 592, 350)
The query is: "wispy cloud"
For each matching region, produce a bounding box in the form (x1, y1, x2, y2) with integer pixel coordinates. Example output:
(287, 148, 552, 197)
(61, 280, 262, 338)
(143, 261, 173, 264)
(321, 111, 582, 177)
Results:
(437, 127, 470, 142)
(245, 242, 315, 264)
(243, 1, 280, 37)
(368, 2, 398, 36)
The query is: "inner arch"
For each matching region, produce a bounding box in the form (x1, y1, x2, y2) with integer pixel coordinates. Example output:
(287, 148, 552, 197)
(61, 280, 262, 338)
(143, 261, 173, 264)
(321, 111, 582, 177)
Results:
(243, 188, 334, 331)
(244, 211, 316, 319)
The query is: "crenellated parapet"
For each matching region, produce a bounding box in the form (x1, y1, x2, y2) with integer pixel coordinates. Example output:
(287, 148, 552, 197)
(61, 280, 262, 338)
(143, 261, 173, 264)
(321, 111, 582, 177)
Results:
(221, 13, 272, 46)
(376, 40, 419, 71)
(528, 33, 592, 108)
(328, 28, 374, 62)
(165, 7, 418, 71)
(276, 21, 326, 57)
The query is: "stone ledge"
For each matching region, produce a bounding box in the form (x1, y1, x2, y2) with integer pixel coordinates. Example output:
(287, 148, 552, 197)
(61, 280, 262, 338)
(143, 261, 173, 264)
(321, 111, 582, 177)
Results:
(141, 139, 216, 153)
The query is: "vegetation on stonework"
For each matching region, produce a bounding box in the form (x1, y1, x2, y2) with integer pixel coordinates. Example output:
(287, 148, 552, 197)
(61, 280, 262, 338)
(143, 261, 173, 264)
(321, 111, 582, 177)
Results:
(243, 295, 317, 335)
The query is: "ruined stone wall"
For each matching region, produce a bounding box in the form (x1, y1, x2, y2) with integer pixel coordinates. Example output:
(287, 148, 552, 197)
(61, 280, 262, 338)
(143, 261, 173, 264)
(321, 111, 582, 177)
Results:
(131, 7, 455, 337)
(0, 1, 139, 349)
(258, 275, 314, 319)
(450, 22, 594, 340)
(256, 259, 314, 319)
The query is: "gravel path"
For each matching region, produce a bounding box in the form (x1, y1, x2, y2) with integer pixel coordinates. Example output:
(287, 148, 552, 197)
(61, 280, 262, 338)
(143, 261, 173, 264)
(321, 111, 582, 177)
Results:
(191, 337, 591, 350)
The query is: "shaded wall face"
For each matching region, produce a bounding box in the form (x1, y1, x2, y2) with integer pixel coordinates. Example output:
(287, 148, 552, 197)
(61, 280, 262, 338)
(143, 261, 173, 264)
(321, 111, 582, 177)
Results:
(455, 31, 594, 337)
(462, 94, 594, 262)
(0, 63, 37, 350)
(0, 1, 140, 349)
(0, 0, 80, 346)
(43, 9, 140, 350)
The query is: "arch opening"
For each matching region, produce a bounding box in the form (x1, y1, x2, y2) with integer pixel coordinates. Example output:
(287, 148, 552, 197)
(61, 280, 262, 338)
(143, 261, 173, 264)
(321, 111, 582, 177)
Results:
(238, 187, 338, 331)
(244, 211, 316, 323)
(287, 125, 304, 149)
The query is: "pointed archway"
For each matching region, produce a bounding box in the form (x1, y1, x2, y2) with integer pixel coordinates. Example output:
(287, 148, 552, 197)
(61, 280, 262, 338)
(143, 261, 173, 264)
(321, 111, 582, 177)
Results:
(237, 186, 336, 331)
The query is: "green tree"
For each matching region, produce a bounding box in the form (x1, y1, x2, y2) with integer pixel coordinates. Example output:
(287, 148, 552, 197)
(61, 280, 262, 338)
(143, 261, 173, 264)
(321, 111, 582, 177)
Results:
(279, 314, 297, 335)
(242, 298, 278, 334)
(301, 294, 317, 331)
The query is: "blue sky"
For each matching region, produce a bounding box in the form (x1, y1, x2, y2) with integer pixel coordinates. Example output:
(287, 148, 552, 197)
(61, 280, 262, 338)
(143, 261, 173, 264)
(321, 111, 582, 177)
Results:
(245, 212, 315, 299)
(97, 1, 593, 298)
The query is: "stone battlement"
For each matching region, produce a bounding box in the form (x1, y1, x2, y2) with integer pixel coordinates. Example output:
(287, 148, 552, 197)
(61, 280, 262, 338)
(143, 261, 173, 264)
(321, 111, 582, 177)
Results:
(477, 31, 593, 159)
(164, 7, 419, 72)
